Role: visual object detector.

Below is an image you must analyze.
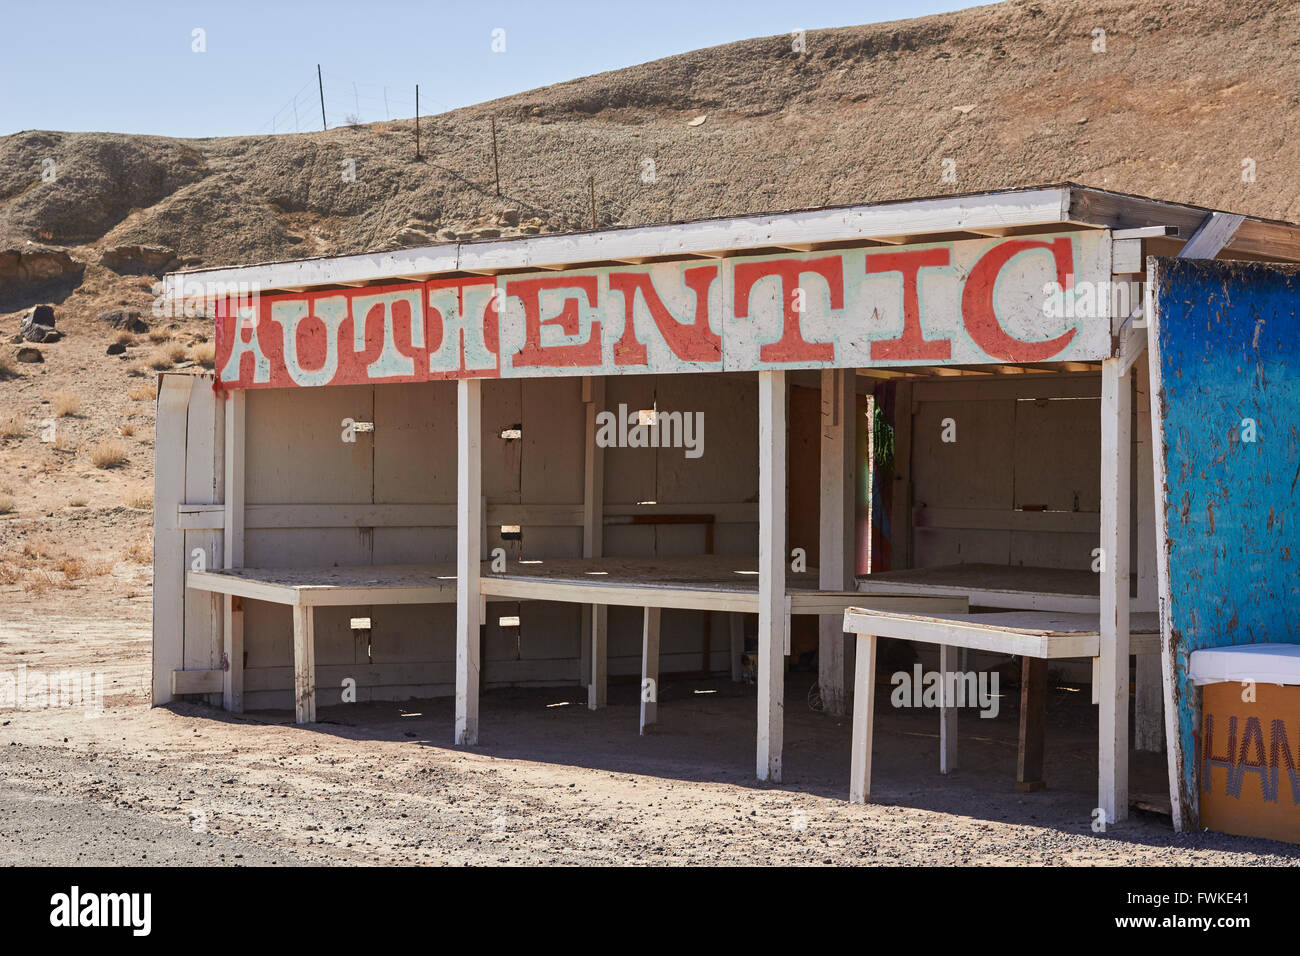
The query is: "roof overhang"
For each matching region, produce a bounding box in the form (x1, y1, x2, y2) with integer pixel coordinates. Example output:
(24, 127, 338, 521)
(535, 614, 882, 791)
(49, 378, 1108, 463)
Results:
(162, 183, 1300, 299)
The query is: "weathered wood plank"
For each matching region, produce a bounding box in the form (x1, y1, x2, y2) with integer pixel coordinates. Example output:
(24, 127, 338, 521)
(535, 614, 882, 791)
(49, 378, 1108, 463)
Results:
(758, 370, 786, 782)
(456, 379, 482, 745)
(1098, 358, 1132, 824)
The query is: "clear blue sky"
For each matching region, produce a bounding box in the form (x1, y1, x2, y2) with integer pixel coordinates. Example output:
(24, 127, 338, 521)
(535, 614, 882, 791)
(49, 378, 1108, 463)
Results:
(0, 0, 989, 139)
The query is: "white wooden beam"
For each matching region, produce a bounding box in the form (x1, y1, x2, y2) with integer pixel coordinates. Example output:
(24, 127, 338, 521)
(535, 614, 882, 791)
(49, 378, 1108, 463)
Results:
(757, 370, 787, 782)
(456, 378, 483, 745)
(849, 633, 877, 803)
(818, 368, 855, 716)
(152, 375, 192, 706)
(583, 375, 607, 707)
(1133, 354, 1162, 752)
(1117, 212, 1244, 374)
(292, 605, 316, 724)
(171, 668, 225, 696)
(640, 606, 661, 734)
(222, 390, 245, 714)
(166, 187, 1074, 296)
(1099, 358, 1132, 824)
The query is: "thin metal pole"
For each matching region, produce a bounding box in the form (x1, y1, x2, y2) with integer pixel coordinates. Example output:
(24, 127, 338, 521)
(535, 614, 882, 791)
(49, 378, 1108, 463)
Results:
(317, 65, 327, 130)
(415, 85, 421, 160)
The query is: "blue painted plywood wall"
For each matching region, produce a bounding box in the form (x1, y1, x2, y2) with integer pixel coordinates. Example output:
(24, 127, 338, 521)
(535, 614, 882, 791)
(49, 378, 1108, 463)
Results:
(1150, 257, 1300, 827)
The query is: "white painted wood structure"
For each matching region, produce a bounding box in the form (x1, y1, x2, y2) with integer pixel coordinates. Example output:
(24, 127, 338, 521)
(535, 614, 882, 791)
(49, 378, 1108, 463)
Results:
(153, 184, 1299, 819)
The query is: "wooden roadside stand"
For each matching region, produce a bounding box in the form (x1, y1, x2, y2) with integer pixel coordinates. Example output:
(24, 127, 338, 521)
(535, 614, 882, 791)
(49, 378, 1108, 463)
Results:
(153, 184, 1300, 829)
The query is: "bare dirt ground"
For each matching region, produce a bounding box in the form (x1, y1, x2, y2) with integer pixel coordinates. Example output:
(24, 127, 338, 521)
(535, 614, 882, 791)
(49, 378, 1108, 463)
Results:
(2, 597, 1298, 865)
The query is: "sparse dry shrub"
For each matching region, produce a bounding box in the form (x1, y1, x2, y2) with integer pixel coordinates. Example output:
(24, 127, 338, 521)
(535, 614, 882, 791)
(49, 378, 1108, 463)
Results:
(52, 392, 80, 417)
(128, 493, 152, 510)
(56, 556, 84, 580)
(145, 348, 175, 370)
(148, 328, 172, 343)
(115, 330, 135, 346)
(192, 342, 215, 368)
(126, 536, 152, 564)
(90, 441, 128, 469)
(22, 540, 53, 561)
(128, 383, 154, 401)
(0, 414, 23, 438)
(23, 570, 57, 595)
(118, 423, 135, 437)
(0, 496, 14, 514)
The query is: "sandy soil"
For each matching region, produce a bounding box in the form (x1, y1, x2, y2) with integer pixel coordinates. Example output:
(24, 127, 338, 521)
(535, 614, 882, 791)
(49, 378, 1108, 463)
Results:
(2, 597, 1298, 866)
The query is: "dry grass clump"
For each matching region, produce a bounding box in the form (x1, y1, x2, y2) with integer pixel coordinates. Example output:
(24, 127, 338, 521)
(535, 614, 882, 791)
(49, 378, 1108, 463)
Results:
(148, 327, 173, 343)
(115, 330, 135, 346)
(118, 422, 136, 437)
(192, 342, 216, 367)
(23, 570, 59, 594)
(0, 352, 15, 378)
(22, 540, 54, 562)
(145, 342, 188, 370)
(90, 441, 129, 469)
(56, 556, 84, 580)
(128, 492, 152, 511)
(52, 391, 81, 417)
(128, 383, 154, 401)
(0, 495, 14, 514)
(126, 536, 152, 564)
(0, 562, 20, 585)
(68, 496, 88, 507)
(0, 413, 24, 438)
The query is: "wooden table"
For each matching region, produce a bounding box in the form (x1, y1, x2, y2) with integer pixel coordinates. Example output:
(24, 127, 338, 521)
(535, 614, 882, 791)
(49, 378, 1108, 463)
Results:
(855, 563, 1136, 613)
(187, 564, 458, 723)
(482, 556, 967, 733)
(187, 557, 967, 730)
(842, 605, 1159, 804)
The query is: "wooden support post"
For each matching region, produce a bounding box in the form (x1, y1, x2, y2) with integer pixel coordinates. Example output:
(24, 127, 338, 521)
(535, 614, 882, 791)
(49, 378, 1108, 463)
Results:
(456, 379, 482, 746)
(640, 606, 661, 734)
(1133, 354, 1163, 752)
(849, 633, 877, 803)
(1016, 656, 1047, 791)
(819, 368, 855, 716)
(152, 376, 192, 706)
(938, 644, 958, 774)
(222, 390, 245, 714)
(889, 381, 913, 571)
(757, 370, 787, 782)
(292, 605, 316, 724)
(1099, 358, 1132, 822)
(729, 614, 745, 682)
(582, 376, 607, 707)
(589, 606, 608, 710)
